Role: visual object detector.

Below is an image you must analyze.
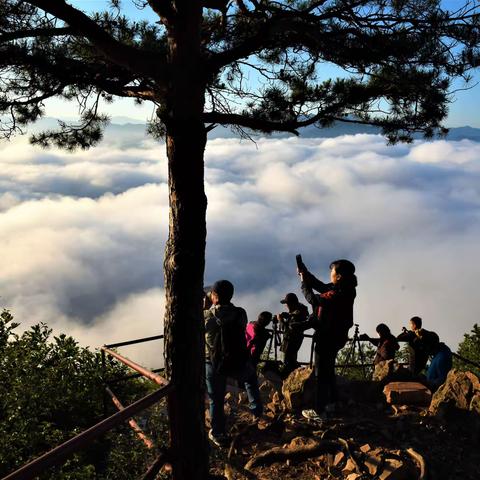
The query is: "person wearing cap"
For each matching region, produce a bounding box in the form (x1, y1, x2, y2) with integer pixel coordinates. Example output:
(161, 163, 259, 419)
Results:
(277, 292, 309, 377)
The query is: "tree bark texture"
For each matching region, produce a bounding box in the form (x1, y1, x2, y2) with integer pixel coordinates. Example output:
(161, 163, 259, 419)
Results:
(163, 2, 209, 479)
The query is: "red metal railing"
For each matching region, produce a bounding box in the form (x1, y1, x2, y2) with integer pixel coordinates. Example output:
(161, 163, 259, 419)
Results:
(3, 334, 170, 480)
(2, 385, 173, 480)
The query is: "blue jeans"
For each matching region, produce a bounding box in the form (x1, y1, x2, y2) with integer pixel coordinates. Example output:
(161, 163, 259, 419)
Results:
(205, 362, 263, 436)
(427, 344, 452, 388)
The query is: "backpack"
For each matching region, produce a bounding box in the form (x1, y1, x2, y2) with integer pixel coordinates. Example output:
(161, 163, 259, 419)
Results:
(418, 329, 440, 355)
(211, 309, 249, 375)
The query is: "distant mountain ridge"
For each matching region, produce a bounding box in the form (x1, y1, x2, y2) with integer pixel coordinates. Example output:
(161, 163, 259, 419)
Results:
(17, 116, 480, 142)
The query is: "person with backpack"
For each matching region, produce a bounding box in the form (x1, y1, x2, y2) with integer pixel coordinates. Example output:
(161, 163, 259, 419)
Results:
(204, 280, 263, 447)
(397, 316, 452, 387)
(245, 311, 273, 365)
(397, 316, 439, 375)
(298, 259, 357, 423)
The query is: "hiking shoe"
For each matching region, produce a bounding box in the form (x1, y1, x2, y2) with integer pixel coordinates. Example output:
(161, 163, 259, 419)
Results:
(301, 409, 327, 423)
(208, 429, 230, 448)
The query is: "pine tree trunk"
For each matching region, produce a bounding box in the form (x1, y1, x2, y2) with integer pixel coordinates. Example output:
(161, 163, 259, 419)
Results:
(162, 2, 209, 479)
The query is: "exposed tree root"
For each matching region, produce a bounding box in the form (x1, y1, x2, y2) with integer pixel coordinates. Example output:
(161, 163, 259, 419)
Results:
(224, 424, 258, 480)
(406, 447, 427, 480)
(244, 439, 340, 471)
(338, 437, 363, 475)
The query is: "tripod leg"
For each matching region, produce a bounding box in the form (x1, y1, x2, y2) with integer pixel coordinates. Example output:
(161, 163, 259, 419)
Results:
(266, 333, 274, 361)
(273, 326, 278, 362)
(356, 338, 368, 379)
(340, 339, 355, 376)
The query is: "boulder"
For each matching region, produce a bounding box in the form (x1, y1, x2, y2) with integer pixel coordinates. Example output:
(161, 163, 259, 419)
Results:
(281, 367, 315, 411)
(373, 360, 396, 382)
(373, 361, 414, 384)
(429, 369, 480, 422)
(383, 382, 431, 406)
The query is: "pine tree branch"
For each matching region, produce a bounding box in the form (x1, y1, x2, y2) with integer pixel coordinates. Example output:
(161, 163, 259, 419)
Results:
(0, 44, 156, 103)
(25, 0, 169, 83)
(202, 111, 326, 134)
(0, 27, 73, 43)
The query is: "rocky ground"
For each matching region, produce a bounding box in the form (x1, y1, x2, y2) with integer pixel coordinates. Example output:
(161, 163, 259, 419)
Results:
(207, 369, 480, 480)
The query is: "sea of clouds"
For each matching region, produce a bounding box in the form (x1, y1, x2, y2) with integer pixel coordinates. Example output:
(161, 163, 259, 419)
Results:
(1, 130, 480, 367)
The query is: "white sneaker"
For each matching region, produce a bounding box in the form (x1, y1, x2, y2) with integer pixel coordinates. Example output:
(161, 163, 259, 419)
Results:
(302, 409, 327, 423)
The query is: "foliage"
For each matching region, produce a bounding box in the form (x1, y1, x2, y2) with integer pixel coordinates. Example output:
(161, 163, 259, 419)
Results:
(336, 338, 376, 380)
(0, 1, 479, 146)
(0, 309, 165, 479)
(454, 323, 480, 377)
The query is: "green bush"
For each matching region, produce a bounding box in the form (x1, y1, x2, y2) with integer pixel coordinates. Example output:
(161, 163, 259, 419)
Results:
(454, 323, 480, 377)
(0, 309, 166, 479)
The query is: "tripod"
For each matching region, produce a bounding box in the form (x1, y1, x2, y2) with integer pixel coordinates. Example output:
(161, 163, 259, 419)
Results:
(340, 323, 368, 379)
(266, 321, 283, 362)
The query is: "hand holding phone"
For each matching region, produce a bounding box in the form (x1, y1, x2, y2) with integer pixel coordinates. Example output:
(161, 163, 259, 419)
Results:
(296, 254, 306, 274)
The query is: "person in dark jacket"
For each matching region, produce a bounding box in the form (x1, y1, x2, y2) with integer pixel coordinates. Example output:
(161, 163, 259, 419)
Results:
(298, 259, 357, 422)
(246, 311, 273, 365)
(397, 316, 439, 375)
(205, 280, 263, 447)
(277, 293, 309, 376)
(360, 323, 399, 365)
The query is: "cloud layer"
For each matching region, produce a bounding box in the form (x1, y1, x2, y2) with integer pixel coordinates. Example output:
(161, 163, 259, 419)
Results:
(1, 133, 480, 366)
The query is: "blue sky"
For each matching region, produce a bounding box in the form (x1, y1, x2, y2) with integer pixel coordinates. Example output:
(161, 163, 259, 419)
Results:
(46, 0, 480, 127)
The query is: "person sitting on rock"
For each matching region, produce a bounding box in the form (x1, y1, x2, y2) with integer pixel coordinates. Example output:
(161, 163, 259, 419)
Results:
(277, 292, 309, 377)
(298, 259, 357, 423)
(204, 280, 263, 447)
(246, 311, 273, 365)
(397, 316, 439, 376)
(361, 323, 399, 365)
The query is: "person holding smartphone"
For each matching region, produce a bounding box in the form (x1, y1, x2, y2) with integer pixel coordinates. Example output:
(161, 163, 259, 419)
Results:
(297, 258, 357, 422)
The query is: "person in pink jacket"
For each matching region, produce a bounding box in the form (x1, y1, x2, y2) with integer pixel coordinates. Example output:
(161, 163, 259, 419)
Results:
(246, 311, 273, 365)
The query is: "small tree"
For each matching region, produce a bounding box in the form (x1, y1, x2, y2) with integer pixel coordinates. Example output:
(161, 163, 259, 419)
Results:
(2, 1, 480, 477)
(454, 323, 480, 377)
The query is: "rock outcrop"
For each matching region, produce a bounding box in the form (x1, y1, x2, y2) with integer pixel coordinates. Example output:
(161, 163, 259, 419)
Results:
(429, 369, 480, 416)
(281, 366, 315, 411)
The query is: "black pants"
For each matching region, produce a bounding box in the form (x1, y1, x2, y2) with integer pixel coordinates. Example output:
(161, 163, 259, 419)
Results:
(314, 344, 340, 413)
